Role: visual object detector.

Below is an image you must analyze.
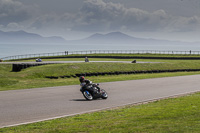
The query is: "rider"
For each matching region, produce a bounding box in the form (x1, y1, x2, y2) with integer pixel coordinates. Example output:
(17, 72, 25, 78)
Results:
(79, 76, 100, 92)
(79, 76, 91, 87)
(85, 57, 89, 62)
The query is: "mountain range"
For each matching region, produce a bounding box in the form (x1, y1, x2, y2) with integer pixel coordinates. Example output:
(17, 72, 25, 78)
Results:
(78, 32, 199, 45)
(0, 30, 198, 45)
(0, 30, 66, 44)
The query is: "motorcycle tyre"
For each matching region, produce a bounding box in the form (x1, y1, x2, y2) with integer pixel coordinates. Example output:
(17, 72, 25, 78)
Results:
(83, 90, 93, 100)
(101, 89, 108, 99)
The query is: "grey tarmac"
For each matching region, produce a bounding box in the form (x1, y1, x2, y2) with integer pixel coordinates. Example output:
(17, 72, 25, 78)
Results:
(0, 61, 160, 64)
(0, 75, 200, 128)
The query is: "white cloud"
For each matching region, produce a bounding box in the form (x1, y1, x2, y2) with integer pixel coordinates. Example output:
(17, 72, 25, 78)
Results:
(7, 22, 24, 29)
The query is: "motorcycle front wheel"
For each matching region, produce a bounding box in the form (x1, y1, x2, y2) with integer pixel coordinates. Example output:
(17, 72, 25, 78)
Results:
(83, 91, 93, 100)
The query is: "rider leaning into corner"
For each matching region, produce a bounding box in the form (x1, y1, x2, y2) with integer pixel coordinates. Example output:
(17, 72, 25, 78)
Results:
(79, 76, 100, 92)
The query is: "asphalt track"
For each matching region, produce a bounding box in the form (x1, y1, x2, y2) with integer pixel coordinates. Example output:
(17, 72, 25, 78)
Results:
(0, 60, 158, 64)
(1, 75, 200, 128)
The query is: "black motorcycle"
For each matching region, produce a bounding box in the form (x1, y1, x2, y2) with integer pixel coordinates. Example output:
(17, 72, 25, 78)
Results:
(80, 82, 108, 100)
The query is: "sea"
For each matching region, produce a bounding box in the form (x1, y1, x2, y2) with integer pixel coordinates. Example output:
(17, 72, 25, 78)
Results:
(1, 43, 200, 59)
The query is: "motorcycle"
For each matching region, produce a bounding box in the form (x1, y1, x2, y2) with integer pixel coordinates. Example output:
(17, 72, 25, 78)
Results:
(85, 57, 89, 62)
(80, 82, 108, 100)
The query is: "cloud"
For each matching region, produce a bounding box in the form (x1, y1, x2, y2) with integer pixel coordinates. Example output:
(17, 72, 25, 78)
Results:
(7, 22, 20, 28)
(0, 0, 33, 26)
(69, 0, 200, 32)
(3, 0, 200, 35)
(32, 0, 169, 32)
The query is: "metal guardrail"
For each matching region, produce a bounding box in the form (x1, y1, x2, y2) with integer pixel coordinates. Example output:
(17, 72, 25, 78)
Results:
(1, 50, 200, 61)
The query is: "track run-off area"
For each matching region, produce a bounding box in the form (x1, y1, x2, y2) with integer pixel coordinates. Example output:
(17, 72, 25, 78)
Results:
(0, 74, 200, 128)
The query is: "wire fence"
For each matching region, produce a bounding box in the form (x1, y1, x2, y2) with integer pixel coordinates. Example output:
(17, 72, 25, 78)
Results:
(1, 50, 200, 61)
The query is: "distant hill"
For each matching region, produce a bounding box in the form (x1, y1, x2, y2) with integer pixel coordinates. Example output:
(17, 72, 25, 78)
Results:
(86, 32, 135, 40)
(73, 31, 198, 45)
(0, 30, 66, 44)
(0, 30, 198, 45)
(80, 32, 139, 43)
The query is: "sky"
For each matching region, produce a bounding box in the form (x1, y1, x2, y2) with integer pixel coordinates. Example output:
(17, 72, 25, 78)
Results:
(0, 0, 200, 42)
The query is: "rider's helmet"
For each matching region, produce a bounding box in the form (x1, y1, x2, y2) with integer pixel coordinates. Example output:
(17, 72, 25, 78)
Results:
(79, 76, 85, 83)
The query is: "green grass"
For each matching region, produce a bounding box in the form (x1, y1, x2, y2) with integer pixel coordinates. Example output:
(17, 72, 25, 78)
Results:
(13, 60, 200, 78)
(1, 58, 200, 91)
(1, 92, 200, 133)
